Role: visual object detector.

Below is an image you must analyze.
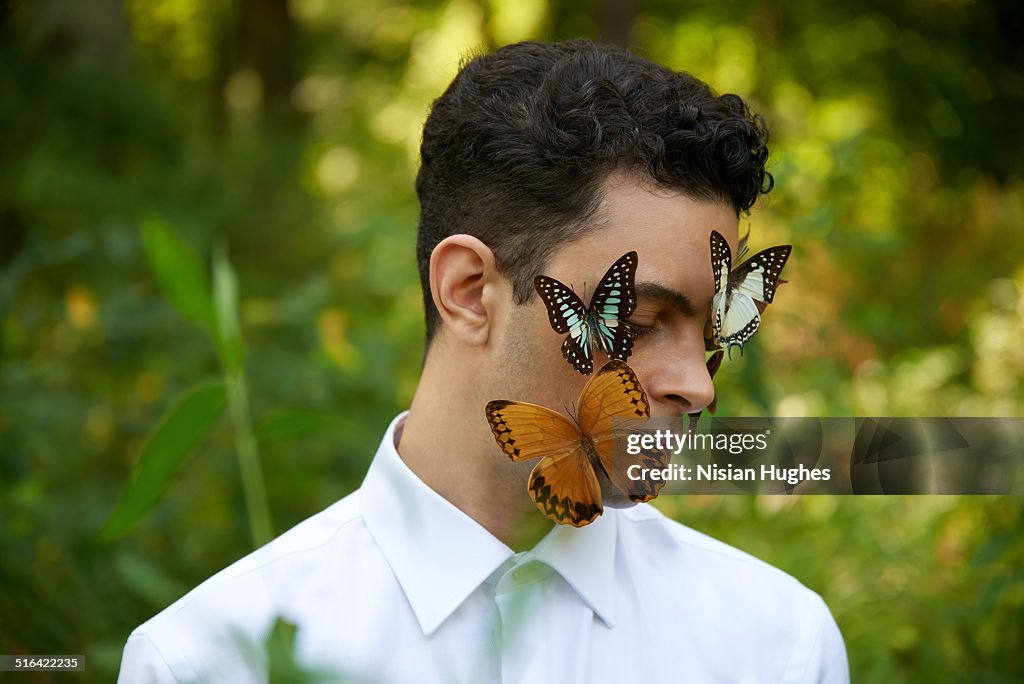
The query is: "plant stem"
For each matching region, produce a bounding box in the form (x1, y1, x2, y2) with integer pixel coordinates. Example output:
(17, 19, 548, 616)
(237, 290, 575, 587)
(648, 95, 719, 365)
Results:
(224, 365, 273, 547)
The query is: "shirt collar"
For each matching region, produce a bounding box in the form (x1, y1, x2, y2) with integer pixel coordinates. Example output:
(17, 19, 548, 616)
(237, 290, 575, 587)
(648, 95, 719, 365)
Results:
(361, 413, 513, 636)
(361, 413, 619, 634)
(530, 507, 618, 628)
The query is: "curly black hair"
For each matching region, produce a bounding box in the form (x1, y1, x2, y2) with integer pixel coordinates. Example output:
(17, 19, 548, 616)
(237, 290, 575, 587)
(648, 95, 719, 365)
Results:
(416, 39, 772, 344)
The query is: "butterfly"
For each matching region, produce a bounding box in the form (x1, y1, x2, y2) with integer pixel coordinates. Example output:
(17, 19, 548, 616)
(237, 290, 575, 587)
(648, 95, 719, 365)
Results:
(534, 251, 638, 375)
(485, 360, 667, 527)
(710, 230, 791, 358)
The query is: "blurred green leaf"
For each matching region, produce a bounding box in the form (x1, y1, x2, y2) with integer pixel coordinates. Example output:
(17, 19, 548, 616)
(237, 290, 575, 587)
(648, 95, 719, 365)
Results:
(213, 241, 244, 371)
(255, 410, 350, 442)
(141, 216, 217, 336)
(115, 550, 189, 608)
(99, 382, 226, 541)
(266, 617, 333, 683)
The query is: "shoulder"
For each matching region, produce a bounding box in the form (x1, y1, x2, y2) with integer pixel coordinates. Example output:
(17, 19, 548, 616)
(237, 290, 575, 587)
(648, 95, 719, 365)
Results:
(617, 502, 813, 595)
(119, 491, 371, 683)
(614, 504, 849, 683)
(153, 490, 367, 625)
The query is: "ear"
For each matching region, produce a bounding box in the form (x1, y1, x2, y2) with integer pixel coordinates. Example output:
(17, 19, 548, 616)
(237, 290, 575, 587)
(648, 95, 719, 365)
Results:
(429, 235, 502, 347)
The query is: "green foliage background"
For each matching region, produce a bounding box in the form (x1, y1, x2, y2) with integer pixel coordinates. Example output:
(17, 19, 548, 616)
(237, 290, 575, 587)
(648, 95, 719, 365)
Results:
(1, 0, 1022, 681)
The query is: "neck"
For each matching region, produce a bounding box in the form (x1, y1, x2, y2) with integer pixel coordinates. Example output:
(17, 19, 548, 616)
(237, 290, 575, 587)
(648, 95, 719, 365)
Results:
(396, 350, 548, 549)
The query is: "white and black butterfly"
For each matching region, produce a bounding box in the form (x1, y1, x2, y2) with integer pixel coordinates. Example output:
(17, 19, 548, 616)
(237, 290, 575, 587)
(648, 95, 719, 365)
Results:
(534, 251, 638, 375)
(710, 230, 791, 358)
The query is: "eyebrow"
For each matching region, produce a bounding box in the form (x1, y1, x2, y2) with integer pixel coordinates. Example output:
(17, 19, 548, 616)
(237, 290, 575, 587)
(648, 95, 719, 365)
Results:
(634, 282, 700, 317)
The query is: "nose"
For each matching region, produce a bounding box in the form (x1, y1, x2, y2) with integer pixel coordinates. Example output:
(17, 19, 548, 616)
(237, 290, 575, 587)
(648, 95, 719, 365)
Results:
(641, 348, 717, 417)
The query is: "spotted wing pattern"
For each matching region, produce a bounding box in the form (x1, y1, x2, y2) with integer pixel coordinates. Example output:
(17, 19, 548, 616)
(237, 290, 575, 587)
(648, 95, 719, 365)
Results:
(731, 244, 792, 305)
(710, 231, 791, 357)
(715, 291, 761, 354)
(484, 360, 669, 526)
(577, 360, 649, 460)
(534, 275, 593, 375)
(622, 444, 671, 503)
(526, 451, 603, 527)
(711, 230, 733, 296)
(588, 251, 639, 362)
(575, 361, 666, 504)
(534, 251, 639, 375)
(485, 401, 581, 463)
(485, 400, 601, 527)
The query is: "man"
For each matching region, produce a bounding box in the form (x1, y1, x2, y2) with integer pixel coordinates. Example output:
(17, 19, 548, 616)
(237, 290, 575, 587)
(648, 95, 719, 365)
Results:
(119, 39, 848, 682)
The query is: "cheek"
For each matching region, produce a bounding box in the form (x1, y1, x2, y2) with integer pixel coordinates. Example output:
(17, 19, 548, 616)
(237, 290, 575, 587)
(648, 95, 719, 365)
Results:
(518, 352, 589, 409)
(497, 310, 587, 405)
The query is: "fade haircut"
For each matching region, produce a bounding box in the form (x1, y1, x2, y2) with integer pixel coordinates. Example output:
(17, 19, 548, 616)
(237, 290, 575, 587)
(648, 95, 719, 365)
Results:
(415, 39, 772, 345)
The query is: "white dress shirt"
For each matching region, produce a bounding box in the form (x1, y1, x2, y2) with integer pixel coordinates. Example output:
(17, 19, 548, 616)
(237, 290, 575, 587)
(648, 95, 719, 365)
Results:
(118, 413, 849, 683)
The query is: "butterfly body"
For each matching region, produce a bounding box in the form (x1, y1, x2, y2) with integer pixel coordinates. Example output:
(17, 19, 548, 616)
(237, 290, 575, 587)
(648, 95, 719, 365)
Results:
(535, 251, 639, 375)
(485, 360, 667, 527)
(710, 231, 791, 358)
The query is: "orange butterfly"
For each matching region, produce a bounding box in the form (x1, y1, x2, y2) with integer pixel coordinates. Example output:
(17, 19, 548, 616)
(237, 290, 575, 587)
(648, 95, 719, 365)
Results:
(485, 360, 668, 527)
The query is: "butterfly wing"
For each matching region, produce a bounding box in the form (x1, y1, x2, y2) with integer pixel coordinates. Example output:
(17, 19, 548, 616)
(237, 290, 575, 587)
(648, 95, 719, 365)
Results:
(576, 361, 650, 444)
(711, 232, 790, 354)
(535, 275, 594, 375)
(710, 231, 733, 297)
(486, 400, 581, 462)
(716, 292, 761, 355)
(588, 251, 639, 362)
(573, 361, 665, 502)
(527, 451, 603, 526)
(710, 231, 733, 346)
(534, 275, 588, 335)
(730, 245, 791, 304)
(485, 400, 602, 526)
(616, 439, 670, 503)
(561, 331, 593, 376)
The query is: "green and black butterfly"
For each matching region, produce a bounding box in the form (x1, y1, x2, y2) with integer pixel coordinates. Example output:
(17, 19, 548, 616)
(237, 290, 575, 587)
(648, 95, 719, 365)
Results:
(534, 251, 639, 375)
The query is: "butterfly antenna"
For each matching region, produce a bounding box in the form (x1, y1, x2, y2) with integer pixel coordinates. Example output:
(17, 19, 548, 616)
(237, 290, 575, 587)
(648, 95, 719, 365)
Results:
(738, 224, 751, 254)
(736, 244, 751, 265)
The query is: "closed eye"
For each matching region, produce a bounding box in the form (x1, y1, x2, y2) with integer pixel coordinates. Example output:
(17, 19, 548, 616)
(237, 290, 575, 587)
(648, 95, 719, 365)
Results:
(632, 322, 658, 337)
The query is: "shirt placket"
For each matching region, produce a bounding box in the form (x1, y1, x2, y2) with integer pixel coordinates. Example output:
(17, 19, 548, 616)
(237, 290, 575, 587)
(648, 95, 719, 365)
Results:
(493, 559, 593, 684)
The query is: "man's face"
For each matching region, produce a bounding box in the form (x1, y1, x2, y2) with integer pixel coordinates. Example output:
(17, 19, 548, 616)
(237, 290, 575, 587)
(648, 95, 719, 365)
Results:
(495, 173, 739, 419)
